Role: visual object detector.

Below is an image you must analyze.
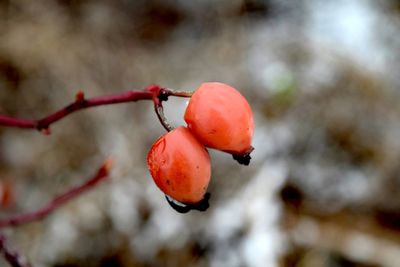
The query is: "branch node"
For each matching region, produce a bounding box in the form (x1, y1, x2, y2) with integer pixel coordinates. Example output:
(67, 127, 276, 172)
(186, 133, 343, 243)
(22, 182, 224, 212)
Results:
(158, 88, 169, 102)
(75, 90, 85, 103)
(146, 84, 161, 95)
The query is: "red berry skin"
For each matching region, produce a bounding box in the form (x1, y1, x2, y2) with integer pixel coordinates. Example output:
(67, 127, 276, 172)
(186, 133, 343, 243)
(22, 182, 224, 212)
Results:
(147, 126, 211, 204)
(184, 82, 254, 155)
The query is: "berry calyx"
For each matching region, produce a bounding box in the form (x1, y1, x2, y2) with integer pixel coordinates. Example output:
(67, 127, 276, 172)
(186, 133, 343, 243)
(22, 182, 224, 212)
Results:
(184, 82, 254, 156)
(165, 193, 211, 213)
(147, 126, 211, 204)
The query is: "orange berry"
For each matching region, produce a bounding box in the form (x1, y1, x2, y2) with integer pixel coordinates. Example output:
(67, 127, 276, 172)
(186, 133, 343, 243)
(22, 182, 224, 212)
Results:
(147, 126, 211, 204)
(184, 82, 254, 155)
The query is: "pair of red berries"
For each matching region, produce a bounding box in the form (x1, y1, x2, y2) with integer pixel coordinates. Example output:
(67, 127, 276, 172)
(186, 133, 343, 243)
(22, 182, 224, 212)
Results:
(147, 82, 254, 212)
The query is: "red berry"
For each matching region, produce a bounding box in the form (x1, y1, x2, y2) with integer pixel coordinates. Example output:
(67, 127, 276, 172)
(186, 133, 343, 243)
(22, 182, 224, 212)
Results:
(147, 126, 211, 204)
(184, 82, 254, 155)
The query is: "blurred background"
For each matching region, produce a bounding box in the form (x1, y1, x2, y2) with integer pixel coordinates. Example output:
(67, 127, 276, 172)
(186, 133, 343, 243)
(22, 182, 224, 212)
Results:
(1, 0, 400, 266)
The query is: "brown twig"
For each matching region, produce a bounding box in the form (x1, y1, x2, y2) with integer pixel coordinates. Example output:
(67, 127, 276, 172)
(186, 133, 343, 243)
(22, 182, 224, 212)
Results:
(0, 233, 30, 267)
(0, 159, 113, 228)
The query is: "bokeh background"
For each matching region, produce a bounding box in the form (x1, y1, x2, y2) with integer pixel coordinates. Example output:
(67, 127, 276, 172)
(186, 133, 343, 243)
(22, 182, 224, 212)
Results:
(1, 0, 400, 266)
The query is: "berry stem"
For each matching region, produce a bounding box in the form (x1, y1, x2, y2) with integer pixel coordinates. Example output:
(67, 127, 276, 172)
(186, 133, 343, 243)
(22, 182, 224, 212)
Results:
(0, 158, 113, 228)
(153, 96, 174, 132)
(166, 89, 193, 98)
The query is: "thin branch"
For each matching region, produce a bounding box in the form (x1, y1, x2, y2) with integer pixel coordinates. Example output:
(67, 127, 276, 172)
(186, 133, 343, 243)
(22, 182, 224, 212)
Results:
(0, 85, 194, 133)
(0, 159, 113, 228)
(0, 233, 30, 267)
(0, 85, 160, 131)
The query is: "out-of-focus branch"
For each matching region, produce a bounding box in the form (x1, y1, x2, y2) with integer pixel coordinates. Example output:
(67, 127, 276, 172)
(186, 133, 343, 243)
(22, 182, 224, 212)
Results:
(0, 159, 113, 228)
(0, 233, 30, 267)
